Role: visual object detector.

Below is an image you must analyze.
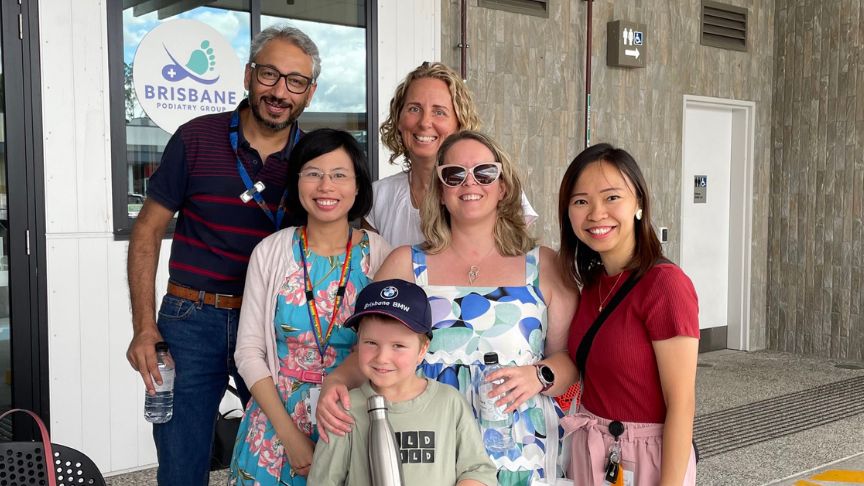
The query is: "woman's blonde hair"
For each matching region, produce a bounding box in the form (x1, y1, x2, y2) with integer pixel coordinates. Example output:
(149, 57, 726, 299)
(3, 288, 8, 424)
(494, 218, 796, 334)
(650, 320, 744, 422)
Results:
(420, 131, 536, 256)
(380, 62, 482, 169)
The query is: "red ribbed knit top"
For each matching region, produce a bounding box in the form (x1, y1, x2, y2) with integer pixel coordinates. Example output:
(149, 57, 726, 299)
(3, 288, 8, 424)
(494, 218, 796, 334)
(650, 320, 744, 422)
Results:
(566, 263, 699, 423)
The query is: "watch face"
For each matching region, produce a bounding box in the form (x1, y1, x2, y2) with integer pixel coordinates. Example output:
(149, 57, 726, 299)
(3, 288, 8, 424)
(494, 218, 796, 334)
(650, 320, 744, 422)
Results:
(540, 365, 554, 382)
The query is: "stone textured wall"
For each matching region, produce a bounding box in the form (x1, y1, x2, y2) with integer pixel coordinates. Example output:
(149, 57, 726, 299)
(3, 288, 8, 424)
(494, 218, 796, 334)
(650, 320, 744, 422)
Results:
(440, 0, 774, 350)
(770, 0, 864, 359)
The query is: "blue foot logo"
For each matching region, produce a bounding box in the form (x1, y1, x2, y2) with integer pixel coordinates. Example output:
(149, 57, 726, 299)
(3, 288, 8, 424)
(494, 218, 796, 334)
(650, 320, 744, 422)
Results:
(161, 40, 220, 85)
(186, 40, 216, 75)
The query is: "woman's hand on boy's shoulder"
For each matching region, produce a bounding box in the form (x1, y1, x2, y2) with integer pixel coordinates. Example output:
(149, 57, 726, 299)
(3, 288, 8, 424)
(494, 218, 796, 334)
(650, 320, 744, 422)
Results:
(315, 381, 355, 443)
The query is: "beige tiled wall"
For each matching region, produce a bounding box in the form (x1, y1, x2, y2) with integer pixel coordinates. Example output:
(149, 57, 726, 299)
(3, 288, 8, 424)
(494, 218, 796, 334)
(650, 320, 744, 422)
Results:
(440, 0, 774, 351)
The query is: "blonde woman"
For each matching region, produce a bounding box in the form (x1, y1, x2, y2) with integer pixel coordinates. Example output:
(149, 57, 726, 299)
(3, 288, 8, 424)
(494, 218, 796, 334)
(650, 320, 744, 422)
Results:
(365, 62, 537, 246)
(320, 131, 578, 485)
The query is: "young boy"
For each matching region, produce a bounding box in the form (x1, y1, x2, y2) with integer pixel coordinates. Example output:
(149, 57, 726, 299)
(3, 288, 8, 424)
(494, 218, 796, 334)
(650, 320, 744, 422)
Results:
(308, 279, 497, 486)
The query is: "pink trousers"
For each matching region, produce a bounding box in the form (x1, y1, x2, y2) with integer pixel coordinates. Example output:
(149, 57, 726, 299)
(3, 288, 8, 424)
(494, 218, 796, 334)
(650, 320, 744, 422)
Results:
(561, 407, 696, 485)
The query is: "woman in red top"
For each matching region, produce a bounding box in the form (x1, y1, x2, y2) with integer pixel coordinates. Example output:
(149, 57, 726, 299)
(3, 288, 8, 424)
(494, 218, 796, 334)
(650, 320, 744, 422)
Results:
(558, 143, 699, 485)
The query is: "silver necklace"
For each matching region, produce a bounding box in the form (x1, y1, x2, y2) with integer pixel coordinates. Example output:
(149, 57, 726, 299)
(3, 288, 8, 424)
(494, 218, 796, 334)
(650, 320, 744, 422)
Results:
(450, 244, 497, 285)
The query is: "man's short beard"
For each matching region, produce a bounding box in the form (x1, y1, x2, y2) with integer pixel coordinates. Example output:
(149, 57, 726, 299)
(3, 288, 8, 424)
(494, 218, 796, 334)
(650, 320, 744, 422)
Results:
(250, 98, 297, 131)
(252, 101, 297, 132)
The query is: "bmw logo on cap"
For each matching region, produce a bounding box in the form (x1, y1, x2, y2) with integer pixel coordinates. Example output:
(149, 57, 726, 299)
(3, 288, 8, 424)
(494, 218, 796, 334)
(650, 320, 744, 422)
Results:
(380, 286, 398, 299)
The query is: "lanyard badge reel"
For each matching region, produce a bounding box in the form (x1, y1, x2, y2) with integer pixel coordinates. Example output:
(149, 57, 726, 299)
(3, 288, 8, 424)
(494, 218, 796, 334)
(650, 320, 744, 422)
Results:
(605, 420, 625, 485)
(229, 109, 297, 229)
(603, 419, 635, 485)
(240, 181, 266, 203)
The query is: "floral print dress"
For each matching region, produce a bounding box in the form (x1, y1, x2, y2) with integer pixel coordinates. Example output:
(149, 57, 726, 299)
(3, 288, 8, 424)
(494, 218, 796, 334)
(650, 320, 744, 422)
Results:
(229, 232, 371, 485)
(411, 245, 564, 486)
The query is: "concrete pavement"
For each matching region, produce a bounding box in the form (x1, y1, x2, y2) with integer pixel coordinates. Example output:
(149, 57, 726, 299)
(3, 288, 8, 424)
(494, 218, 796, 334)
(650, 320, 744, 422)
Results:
(106, 350, 864, 485)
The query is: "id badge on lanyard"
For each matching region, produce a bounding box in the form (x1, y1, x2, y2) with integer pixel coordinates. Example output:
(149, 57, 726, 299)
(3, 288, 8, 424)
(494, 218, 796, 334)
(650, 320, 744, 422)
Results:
(604, 461, 634, 486)
(307, 386, 321, 426)
(604, 420, 636, 486)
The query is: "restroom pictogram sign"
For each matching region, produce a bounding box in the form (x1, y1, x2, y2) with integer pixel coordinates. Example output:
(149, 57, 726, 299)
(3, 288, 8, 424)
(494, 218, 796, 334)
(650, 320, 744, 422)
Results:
(607, 20, 647, 68)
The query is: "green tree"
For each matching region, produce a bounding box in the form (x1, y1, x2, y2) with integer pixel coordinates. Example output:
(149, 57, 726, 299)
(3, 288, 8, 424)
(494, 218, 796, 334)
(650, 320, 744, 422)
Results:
(124, 62, 136, 122)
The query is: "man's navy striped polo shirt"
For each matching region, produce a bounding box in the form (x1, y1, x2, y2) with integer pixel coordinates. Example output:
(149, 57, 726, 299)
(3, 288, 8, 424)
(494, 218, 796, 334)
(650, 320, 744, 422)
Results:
(146, 100, 303, 295)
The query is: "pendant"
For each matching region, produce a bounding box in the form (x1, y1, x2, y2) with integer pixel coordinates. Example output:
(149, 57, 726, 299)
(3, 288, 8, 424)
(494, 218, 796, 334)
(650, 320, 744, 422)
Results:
(468, 265, 480, 285)
(598, 305, 603, 312)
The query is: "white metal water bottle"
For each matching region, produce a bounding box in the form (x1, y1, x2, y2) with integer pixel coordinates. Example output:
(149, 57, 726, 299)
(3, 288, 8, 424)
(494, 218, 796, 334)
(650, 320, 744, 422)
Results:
(477, 352, 515, 452)
(144, 341, 175, 424)
(367, 395, 404, 486)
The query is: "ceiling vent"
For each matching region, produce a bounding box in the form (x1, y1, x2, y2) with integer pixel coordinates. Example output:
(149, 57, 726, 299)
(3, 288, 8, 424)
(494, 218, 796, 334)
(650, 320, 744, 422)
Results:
(701, 1, 747, 52)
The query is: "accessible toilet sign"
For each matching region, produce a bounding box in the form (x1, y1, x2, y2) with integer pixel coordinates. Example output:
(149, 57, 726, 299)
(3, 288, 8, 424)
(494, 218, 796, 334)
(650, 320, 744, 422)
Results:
(133, 19, 245, 134)
(607, 20, 647, 68)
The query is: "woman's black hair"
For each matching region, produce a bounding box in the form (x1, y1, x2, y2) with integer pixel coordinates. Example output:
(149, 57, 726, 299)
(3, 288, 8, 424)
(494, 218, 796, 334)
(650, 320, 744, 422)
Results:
(557, 143, 663, 288)
(285, 128, 373, 224)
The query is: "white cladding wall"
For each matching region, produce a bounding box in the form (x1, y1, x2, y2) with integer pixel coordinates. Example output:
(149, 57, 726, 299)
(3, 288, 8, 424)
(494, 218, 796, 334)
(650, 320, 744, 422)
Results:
(376, 1, 441, 178)
(40, 0, 439, 475)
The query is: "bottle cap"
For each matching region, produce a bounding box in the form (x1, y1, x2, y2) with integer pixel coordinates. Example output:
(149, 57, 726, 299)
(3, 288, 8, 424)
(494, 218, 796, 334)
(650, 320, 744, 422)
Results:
(367, 395, 388, 413)
(155, 341, 169, 353)
(483, 352, 499, 365)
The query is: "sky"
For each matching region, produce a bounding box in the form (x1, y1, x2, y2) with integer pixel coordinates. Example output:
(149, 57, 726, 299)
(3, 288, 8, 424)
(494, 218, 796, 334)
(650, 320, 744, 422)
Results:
(123, 6, 366, 113)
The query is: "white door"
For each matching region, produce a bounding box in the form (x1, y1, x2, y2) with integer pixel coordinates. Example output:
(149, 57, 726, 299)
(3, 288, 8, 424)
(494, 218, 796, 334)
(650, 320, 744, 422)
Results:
(681, 105, 733, 331)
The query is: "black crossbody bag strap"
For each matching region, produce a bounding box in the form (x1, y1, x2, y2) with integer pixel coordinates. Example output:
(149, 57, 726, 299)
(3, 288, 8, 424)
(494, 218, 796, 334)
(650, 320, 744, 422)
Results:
(575, 271, 643, 380)
(571, 259, 700, 463)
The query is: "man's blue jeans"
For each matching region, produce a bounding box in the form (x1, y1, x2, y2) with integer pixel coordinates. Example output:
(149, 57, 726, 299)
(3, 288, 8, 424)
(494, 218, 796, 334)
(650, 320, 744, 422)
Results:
(153, 293, 252, 486)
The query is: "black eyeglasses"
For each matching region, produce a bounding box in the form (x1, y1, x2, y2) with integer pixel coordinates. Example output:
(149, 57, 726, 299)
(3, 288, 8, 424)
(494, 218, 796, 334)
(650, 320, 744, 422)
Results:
(250, 62, 314, 94)
(436, 163, 503, 187)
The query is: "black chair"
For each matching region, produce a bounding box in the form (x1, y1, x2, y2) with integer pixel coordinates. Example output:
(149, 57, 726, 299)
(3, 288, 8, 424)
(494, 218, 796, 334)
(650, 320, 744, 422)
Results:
(0, 409, 106, 486)
(0, 442, 106, 486)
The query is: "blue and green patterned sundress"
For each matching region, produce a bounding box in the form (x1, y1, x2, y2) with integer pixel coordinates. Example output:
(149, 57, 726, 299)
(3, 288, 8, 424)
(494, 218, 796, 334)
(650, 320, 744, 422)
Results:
(229, 232, 372, 486)
(411, 245, 564, 486)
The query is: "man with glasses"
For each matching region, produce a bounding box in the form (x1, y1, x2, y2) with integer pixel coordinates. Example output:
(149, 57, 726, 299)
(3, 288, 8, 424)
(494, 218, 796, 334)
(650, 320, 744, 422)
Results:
(126, 25, 319, 486)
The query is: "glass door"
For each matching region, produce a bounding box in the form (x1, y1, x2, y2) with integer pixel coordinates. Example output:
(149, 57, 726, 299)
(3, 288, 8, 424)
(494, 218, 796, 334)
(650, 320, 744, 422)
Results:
(0, 0, 12, 437)
(0, 0, 49, 439)
(0, 25, 9, 423)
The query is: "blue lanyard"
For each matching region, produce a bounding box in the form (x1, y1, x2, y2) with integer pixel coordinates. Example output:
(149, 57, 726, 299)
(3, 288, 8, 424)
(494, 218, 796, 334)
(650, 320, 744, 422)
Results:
(228, 109, 300, 230)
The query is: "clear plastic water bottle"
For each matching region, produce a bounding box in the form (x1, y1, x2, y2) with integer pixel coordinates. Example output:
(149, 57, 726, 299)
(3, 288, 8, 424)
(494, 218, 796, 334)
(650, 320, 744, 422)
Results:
(144, 341, 175, 424)
(476, 352, 515, 452)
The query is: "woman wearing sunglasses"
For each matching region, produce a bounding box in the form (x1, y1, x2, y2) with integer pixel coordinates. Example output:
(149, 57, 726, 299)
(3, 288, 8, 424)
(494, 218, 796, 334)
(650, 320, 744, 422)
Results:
(317, 131, 578, 485)
(230, 129, 391, 485)
(364, 62, 537, 247)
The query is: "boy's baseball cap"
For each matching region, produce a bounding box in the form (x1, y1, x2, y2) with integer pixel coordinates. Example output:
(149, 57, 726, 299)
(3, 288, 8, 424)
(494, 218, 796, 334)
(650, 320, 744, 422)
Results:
(343, 279, 434, 338)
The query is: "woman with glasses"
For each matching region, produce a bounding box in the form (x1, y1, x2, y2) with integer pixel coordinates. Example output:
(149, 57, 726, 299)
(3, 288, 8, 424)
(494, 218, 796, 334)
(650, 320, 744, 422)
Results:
(229, 129, 391, 485)
(317, 131, 578, 485)
(364, 62, 537, 247)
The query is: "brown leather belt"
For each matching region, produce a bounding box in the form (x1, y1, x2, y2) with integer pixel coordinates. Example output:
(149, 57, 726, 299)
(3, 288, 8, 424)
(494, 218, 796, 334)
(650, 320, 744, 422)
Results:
(167, 282, 243, 309)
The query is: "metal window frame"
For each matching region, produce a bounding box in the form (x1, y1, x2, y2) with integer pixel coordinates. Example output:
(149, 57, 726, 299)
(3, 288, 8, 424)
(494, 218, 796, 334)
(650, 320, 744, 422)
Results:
(1, 0, 50, 438)
(107, 1, 379, 238)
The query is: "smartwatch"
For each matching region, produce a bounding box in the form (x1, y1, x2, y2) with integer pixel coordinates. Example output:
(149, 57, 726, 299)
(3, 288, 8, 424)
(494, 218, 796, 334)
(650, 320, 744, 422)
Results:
(534, 364, 555, 392)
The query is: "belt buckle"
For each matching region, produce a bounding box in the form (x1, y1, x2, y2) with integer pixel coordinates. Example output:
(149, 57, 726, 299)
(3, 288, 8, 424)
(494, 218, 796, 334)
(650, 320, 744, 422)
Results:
(213, 293, 234, 309)
(301, 370, 323, 384)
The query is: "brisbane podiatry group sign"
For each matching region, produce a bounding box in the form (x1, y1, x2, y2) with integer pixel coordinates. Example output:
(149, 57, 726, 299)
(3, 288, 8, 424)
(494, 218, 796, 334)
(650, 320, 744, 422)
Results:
(133, 19, 245, 134)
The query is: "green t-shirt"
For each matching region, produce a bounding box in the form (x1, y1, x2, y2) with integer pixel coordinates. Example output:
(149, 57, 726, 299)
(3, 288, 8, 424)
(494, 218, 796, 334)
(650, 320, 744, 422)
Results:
(309, 379, 497, 486)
